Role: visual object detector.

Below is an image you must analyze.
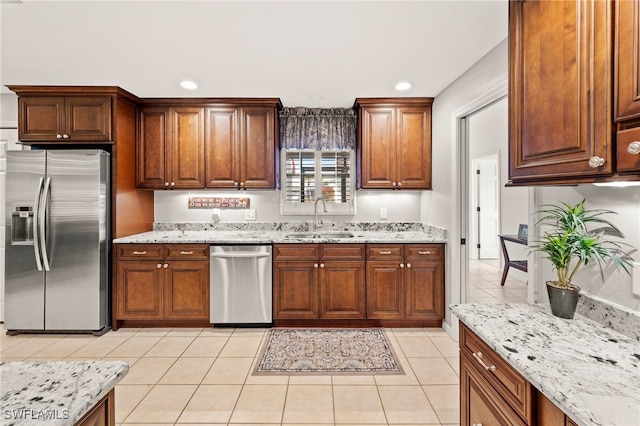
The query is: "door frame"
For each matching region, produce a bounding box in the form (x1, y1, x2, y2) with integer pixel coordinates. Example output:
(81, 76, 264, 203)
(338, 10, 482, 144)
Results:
(445, 78, 508, 339)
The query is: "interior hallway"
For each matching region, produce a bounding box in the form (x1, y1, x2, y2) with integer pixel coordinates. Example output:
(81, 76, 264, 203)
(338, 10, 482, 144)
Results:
(468, 259, 528, 304)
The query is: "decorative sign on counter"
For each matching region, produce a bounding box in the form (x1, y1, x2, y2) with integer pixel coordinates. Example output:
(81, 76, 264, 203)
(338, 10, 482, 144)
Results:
(188, 196, 250, 209)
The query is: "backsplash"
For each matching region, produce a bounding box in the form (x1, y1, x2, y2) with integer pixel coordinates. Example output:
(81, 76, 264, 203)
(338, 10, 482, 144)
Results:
(576, 293, 640, 341)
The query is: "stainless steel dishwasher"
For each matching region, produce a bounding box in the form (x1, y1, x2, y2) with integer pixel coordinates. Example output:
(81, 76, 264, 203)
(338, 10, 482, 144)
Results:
(210, 245, 273, 326)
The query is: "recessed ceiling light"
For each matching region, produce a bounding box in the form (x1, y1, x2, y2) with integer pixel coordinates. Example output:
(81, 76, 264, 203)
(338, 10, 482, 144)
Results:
(395, 81, 412, 91)
(180, 80, 198, 90)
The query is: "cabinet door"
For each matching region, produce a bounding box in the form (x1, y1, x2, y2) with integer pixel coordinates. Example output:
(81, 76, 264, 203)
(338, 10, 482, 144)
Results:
(18, 96, 65, 141)
(205, 107, 239, 188)
(366, 261, 403, 319)
(137, 106, 169, 188)
(274, 261, 319, 319)
(170, 107, 205, 188)
(116, 261, 163, 320)
(404, 261, 444, 320)
(359, 106, 397, 188)
(509, 0, 614, 183)
(240, 107, 276, 188)
(163, 261, 210, 320)
(615, 0, 640, 122)
(64, 96, 111, 141)
(319, 261, 366, 319)
(461, 353, 527, 426)
(397, 106, 432, 189)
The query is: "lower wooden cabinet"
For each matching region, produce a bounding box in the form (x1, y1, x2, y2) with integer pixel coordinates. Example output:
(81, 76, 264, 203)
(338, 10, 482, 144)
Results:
(273, 244, 366, 323)
(114, 244, 210, 329)
(274, 243, 444, 327)
(75, 389, 115, 426)
(460, 323, 578, 426)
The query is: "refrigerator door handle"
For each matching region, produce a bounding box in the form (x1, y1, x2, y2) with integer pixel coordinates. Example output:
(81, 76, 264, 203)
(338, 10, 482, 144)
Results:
(39, 177, 52, 272)
(32, 177, 44, 272)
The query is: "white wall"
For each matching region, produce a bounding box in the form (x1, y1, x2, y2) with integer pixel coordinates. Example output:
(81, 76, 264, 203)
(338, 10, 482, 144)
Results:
(154, 189, 422, 223)
(533, 186, 640, 312)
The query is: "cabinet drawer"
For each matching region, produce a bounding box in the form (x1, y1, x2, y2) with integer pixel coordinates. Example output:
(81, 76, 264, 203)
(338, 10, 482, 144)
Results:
(616, 126, 640, 173)
(322, 244, 365, 260)
(274, 244, 320, 261)
(117, 244, 163, 260)
(366, 244, 404, 261)
(461, 324, 533, 423)
(405, 244, 444, 261)
(164, 244, 209, 260)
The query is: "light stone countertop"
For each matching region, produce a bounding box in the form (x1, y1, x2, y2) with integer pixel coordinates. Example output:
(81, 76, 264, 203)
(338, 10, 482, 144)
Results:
(112, 222, 448, 244)
(450, 303, 640, 426)
(0, 361, 128, 426)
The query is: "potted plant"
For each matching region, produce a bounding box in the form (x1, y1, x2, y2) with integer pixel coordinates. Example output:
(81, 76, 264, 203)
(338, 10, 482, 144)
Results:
(534, 199, 635, 319)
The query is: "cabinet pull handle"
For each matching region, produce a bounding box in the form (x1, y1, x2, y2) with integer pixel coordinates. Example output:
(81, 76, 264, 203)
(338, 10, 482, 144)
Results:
(132, 251, 147, 255)
(379, 251, 392, 255)
(180, 251, 194, 255)
(472, 423, 483, 426)
(418, 250, 431, 255)
(628, 141, 640, 155)
(472, 351, 496, 372)
(588, 156, 605, 168)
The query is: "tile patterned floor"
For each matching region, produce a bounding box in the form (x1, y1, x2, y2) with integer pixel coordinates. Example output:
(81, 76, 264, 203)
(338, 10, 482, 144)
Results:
(0, 259, 517, 425)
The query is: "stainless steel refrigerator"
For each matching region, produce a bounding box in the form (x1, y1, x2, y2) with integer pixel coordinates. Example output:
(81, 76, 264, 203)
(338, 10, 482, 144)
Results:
(4, 149, 110, 334)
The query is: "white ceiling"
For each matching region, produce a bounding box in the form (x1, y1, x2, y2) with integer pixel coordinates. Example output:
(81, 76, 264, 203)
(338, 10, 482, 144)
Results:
(0, 1, 507, 108)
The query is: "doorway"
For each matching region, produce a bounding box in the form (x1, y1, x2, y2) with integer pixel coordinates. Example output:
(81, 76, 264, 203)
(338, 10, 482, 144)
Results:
(471, 153, 499, 260)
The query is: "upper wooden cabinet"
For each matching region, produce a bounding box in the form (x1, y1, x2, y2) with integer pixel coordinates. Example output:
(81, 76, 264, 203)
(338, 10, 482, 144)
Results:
(614, 0, 640, 174)
(205, 103, 279, 189)
(137, 106, 206, 189)
(15, 95, 111, 142)
(136, 98, 281, 190)
(508, 0, 640, 184)
(354, 98, 433, 190)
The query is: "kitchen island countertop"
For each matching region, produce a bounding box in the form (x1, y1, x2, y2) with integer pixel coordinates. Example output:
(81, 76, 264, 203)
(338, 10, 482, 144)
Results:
(450, 303, 639, 426)
(0, 360, 128, 425)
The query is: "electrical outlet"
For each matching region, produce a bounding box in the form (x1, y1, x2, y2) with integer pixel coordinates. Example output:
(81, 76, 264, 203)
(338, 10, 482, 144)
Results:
(633, 262, 640, 297)
(244, 209, 256, 221)
(380, 207, 388, 220)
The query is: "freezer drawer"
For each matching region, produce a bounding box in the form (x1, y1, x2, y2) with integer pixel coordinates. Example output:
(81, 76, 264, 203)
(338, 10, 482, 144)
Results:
(210, 245, 272, 325)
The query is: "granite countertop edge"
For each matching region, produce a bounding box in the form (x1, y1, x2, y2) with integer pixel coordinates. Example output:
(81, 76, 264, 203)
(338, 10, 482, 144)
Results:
(0, 360, 129, 426)
(450, 303, 640, 426)
(113, 230, 448, 244)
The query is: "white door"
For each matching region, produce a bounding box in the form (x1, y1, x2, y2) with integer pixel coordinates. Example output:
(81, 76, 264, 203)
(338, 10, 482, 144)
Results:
(477, 155, 499, 259)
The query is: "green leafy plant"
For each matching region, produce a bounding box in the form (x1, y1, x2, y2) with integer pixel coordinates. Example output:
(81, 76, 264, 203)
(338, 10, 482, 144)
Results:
(534, 199, 636, 289)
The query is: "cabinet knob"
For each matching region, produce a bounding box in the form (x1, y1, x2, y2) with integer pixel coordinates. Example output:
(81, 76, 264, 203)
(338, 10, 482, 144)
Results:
(164, 182, 170, 187)
(397, 182, 402, 188)
(627, 141, 640, 155)
(400, 263, 404, 268)
(588, 156, 605, 168)
(392, 182, 397, 188)
(320, 263, 324, 268)
(62, 134, 70, 139)
(406, 263, 411, 268)
(56, 134, 63, 139)
(239, 182, 245, 188)
(472, 423, 483, 426)
(170, 182, 175, 187)
(234, 181, 239, 187)
(163, 263, 169, 269)
(156, 264, 162, 268)
(314, 263, 319, 268)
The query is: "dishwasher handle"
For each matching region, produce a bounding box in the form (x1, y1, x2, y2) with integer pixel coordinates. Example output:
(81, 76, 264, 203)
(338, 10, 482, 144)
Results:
(210, 252, 271, 259)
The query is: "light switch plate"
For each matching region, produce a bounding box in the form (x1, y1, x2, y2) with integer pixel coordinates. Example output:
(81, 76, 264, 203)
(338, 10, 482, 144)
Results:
(380, 208, 388, 220)
(244, 209, 256, 221)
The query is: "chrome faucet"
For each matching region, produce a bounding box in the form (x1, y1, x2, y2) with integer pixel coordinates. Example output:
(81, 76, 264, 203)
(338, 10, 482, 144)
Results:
(313, 197, 327, 231)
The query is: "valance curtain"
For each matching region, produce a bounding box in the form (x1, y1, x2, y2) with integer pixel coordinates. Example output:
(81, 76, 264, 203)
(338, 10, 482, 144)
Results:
(279, 107, 357, 150)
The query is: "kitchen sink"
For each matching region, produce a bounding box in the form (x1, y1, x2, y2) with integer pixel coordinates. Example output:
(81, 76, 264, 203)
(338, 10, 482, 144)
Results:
(285, 231, 355, 239)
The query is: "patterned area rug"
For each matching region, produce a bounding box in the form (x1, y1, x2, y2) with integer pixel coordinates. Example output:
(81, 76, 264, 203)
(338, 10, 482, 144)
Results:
(253, 328, 404, 375)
